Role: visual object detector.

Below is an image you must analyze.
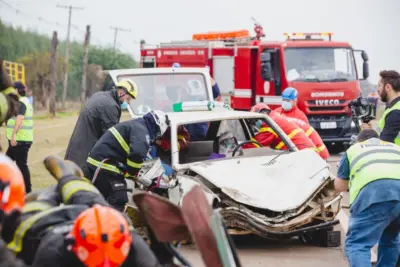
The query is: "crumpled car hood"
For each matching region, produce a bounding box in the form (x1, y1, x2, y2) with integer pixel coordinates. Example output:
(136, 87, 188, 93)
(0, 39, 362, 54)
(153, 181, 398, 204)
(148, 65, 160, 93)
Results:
(187, 149, 331, 212)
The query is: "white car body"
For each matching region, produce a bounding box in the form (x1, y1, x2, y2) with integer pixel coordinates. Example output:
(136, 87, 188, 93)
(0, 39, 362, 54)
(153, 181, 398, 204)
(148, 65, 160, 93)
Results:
(140, 109, 341, 238)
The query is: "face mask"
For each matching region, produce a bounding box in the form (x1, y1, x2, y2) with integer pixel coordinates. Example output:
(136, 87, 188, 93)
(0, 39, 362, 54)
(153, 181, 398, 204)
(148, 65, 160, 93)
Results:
(255, 120, 263, 129)
(282, 101, 293, 111)
(120, 101, 128, 110)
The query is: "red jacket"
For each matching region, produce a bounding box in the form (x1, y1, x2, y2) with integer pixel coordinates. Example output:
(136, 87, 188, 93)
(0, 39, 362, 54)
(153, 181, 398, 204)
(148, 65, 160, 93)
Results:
(244, 112, 316, 151)
(278, 114, 330, 160)
(157, 125, 190, 151)
(275, 106, 309, 124)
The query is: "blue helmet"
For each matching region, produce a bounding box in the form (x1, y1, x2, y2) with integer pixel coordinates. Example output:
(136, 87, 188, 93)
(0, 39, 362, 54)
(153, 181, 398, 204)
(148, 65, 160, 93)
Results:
(282, 87, 298, 100)
(172, 62, 181, 68)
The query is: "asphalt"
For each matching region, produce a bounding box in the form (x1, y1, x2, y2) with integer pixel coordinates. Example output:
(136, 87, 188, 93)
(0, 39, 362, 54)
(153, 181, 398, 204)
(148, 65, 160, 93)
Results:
(179, 153, 351, 267)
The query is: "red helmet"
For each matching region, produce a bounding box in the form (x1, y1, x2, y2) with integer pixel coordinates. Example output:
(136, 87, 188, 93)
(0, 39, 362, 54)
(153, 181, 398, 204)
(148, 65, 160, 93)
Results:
(69, 204, 132, 267)
(0, 153, 25, 214)
(250, 103, 271, 113)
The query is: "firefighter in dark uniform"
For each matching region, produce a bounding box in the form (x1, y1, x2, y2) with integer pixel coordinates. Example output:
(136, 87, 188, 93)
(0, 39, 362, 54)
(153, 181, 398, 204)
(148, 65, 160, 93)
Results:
(65, 79, 138, 170)
(0, 154, 161, 267)
(84, 110, 170, 211)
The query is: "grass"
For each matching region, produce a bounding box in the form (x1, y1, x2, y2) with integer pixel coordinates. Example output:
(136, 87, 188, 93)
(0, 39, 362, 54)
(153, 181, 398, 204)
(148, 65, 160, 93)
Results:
(33, 111, 79, 120)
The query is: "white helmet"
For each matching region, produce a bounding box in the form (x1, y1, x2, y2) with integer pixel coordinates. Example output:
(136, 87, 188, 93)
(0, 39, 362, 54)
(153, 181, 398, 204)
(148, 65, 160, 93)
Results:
(150, 110, 170, 137)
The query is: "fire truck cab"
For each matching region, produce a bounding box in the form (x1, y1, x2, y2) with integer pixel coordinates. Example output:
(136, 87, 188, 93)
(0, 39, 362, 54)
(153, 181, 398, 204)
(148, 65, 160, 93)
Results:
(140, 26, 370, 151)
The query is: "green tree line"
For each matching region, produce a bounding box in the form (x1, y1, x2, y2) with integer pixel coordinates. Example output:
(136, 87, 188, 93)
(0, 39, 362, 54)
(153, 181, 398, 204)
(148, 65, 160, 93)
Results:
(0, 19, 137, 103)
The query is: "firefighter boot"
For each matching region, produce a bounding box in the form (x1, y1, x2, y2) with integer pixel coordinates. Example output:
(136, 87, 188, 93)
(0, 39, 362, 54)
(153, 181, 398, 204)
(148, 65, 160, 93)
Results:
(43, 155, 84, 181)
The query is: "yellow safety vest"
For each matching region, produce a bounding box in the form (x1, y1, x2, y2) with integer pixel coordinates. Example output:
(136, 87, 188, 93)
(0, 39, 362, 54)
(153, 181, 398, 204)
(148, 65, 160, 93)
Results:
(346, 138, 400, 205)
(6, 96, 34, 142)
(376, 100, 400, 146)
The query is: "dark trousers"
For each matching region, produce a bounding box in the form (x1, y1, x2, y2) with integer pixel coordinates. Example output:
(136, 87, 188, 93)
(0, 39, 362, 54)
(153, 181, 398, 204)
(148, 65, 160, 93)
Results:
(6, 142, 32, 193)
(83, 165, 128, 212)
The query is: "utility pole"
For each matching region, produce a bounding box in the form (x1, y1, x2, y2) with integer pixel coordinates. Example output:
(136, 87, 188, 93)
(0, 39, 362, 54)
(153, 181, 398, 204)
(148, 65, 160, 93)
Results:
(81, 25, 91, 106)
(57, 4, 84, 109)
(49, 31, 58, 116)
(110, 26, 131, 52)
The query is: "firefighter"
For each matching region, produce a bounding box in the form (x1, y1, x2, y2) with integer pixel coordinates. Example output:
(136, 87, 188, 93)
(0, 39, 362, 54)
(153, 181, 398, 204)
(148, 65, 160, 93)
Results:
(83, 110, 170, 211)
(1, 155, 160, 267)
(65, 79, 138, 170)
(0, 153, 27, 267)
(245, 103, 317, 153)
(276, 111, 330, 160)
(275, 87, 309, 124)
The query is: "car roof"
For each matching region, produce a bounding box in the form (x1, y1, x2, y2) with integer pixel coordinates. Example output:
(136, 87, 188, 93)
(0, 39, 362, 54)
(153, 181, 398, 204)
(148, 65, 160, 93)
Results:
(165, 110, 265, 125)
(106, 67, 210, 76)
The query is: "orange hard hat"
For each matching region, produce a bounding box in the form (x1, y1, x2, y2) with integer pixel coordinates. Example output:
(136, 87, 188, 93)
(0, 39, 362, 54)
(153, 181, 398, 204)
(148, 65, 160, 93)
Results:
(0, 153, 25, 214)
(69, 204, 132, 267)
(250, 103, 271, 113)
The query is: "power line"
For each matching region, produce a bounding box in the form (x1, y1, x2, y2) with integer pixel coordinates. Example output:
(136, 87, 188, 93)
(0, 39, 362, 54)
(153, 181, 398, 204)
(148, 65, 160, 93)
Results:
(56, 4, 84, 108)
(0, 0, 139, 54)
(110, 26, 131, 52)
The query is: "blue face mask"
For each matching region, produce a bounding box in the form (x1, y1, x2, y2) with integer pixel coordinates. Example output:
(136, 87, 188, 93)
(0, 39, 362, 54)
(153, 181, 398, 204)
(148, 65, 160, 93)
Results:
(255, 120, 263, 129)
(120, 101, 128, 110)
(282, 101, 293, 111)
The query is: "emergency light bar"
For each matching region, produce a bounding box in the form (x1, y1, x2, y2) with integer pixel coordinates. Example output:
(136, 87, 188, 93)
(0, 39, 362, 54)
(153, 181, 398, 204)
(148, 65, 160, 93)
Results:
(173, 101, 231, 112)
(284, 32, 333, 41)
(193, 30, 250, 41)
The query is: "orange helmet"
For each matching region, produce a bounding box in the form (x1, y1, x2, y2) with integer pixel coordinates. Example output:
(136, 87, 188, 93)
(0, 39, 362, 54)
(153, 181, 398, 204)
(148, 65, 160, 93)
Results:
(69, 205, 132, 267)
(0, 153, 25, 214)
(250, 103, 271, 113)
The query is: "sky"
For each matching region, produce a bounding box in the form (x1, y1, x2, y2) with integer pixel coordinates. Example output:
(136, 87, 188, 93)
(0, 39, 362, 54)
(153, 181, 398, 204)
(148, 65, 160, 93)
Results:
(0, 0, 399, 84)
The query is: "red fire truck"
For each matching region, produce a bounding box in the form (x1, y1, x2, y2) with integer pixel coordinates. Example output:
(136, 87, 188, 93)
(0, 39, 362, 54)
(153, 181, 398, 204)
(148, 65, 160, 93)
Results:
(139, 23, 370, 151)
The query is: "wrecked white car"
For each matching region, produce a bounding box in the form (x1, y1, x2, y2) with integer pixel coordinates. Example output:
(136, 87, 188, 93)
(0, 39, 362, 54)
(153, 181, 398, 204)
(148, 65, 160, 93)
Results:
(129, 105, 342, 245)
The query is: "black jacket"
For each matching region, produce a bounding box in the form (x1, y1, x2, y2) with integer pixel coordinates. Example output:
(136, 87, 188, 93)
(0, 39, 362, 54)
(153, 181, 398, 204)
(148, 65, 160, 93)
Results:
(30, 231, 160, 267)
(0, 240, 26, 267)
(65, 90, 122, 169)
(86, 114, 157, 176)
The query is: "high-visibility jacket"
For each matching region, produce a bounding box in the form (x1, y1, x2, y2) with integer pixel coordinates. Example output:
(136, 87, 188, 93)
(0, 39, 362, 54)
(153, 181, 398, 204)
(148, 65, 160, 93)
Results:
(6, 96, 33, 142)
(377, 100, 400, 146)
(277, 113, 330, 160)
(346, 138, 400, 205)
(244, 112, 316, 151)
(274, 106, 309, 124)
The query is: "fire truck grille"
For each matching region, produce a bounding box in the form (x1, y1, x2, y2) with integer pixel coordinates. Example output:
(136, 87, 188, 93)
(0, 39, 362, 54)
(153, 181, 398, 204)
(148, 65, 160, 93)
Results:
(309, 106, 344, 111)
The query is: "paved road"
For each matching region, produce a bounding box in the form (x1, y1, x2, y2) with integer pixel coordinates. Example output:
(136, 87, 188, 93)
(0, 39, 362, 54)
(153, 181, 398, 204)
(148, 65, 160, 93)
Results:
(180, 153, 350, 267)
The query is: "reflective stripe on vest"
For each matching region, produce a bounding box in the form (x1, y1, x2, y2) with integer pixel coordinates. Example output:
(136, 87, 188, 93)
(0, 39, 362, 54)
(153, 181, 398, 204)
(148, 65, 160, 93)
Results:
(87, 157, 122, 174)
(8, 205, 77, 253)
(377, 101, 400, 146)
(109, 127, 129, 153)
(6, 96, 33, 141)
(108, 127, 142, 169)
(305, 127, 314, 137)
(275, 128, 303, 149)
(21, 201, 53, 214)
(258, 127, 303, 150)
(346, 138, 400, 205)
(61, 180, 100, 204)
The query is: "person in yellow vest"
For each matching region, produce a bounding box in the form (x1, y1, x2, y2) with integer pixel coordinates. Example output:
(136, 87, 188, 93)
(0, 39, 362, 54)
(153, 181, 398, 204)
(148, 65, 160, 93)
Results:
(334, 129, 400, 267)
(362, 70, 400, 145)
(6, 81, 33, 193)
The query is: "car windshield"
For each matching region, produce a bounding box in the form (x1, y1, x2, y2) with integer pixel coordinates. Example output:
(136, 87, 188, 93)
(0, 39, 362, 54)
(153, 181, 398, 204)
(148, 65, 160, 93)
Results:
(284, 47, 357, 82)
(117, 73, 209, 115)
(169, 117, 292, 165)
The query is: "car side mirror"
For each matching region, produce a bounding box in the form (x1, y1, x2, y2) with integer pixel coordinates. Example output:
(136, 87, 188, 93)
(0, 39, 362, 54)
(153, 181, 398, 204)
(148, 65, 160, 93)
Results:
(260, 51, 273, 81)
(363, 61, 369, 79)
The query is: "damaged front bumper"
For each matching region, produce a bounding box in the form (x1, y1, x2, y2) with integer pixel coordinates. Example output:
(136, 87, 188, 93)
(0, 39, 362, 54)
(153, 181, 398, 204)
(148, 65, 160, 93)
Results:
(219, 183, 342, 239)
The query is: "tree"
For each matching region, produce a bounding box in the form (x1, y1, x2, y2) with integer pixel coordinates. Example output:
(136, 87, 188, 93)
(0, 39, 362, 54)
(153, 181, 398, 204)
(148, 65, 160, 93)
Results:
(17, 52, 65, 109)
